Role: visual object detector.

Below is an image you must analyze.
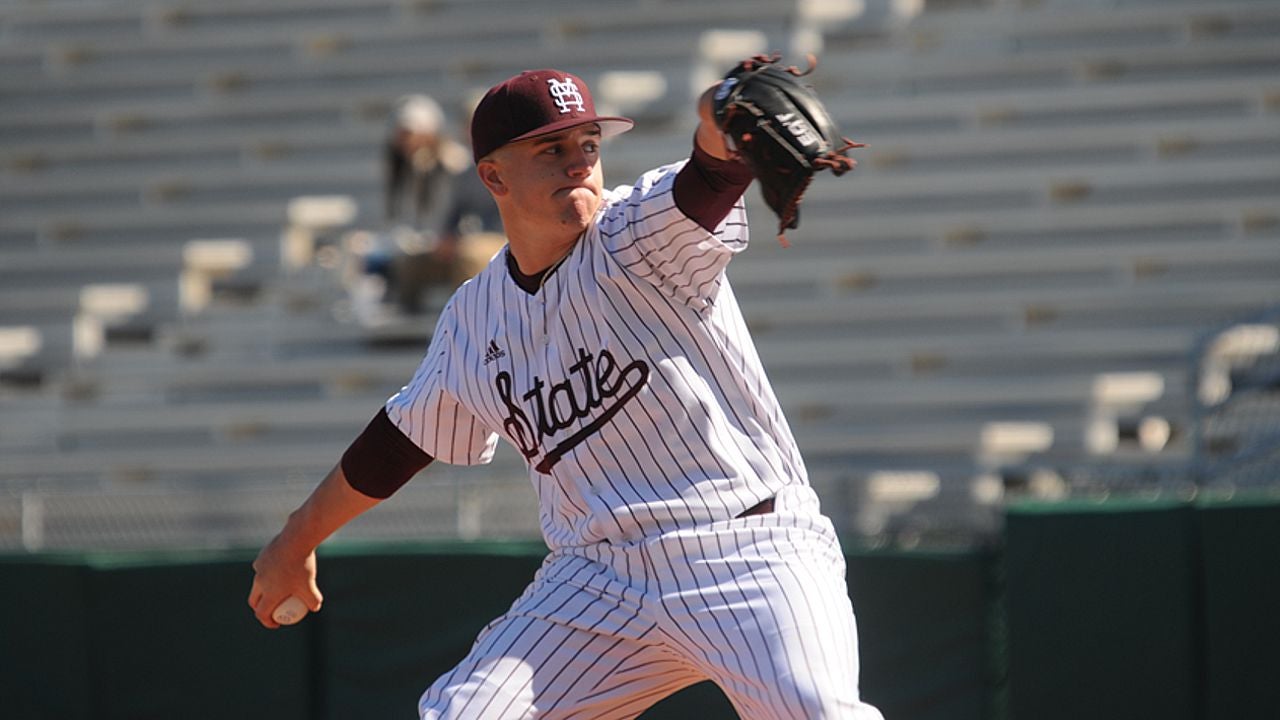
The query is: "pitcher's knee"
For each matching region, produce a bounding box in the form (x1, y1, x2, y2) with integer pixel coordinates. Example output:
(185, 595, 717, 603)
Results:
(758, 679, 884, 720)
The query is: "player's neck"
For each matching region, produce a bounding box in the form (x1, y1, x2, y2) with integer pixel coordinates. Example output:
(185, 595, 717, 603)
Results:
(505, 232, 578, 276)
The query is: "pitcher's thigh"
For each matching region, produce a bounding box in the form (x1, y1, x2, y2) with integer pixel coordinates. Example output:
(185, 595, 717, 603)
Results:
(669, 536, 883, 720)
(419, 613, 702, 720)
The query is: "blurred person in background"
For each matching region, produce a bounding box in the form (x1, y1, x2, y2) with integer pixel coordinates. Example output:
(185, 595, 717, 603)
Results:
(384, 93, 477, 232)
(359, 94, 502, 318)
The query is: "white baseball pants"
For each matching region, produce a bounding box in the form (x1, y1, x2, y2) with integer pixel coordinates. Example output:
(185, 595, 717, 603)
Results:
(419, 486, 885, 720)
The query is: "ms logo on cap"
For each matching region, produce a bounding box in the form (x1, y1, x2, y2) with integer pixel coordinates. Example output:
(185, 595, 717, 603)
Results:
(547, 78, 586, 114)
(470, 68, 633, 162)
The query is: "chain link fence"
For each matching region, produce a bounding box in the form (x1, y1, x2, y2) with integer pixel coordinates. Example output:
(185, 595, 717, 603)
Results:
(0, 470, 540, 552)
(1190, 304, 1280, 492)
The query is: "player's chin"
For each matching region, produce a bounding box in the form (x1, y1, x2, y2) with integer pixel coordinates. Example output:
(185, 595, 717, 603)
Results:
(558, 211, 594, 235)
(558, 189, 601, 228)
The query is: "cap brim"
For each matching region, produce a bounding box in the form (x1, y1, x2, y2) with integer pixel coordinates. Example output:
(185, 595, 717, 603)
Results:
(506, 116, 634, 147)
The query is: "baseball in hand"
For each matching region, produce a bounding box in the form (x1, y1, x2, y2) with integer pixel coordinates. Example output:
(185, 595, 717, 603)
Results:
(271, 596, 309, 625)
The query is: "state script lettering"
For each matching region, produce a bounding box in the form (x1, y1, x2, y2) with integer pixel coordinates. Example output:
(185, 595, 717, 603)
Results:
(496, 347, 650, 473)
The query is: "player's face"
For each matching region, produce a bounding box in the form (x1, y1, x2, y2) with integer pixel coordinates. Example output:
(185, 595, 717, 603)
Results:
(488, 124, 604, 238)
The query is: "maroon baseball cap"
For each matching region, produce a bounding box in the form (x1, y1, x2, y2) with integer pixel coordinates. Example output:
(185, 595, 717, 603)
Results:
(470, 69, 634, 163)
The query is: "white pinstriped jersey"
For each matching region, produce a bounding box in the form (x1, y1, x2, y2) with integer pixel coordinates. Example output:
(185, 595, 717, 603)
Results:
(386, 159, 809, 549)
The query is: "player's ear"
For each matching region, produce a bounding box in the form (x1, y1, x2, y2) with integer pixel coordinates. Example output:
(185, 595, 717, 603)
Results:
(476, 158, 508, 197)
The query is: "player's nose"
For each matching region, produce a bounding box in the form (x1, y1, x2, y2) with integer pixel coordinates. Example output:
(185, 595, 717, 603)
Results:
(563, 146, 593, 178)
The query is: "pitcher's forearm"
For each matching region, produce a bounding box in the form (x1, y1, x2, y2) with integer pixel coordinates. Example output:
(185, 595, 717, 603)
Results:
(275, 463, 383, 554)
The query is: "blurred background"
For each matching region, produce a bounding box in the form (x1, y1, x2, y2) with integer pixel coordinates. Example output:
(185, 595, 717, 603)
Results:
(4, 0, 1279, 552)
(1, 0, 1279, 718)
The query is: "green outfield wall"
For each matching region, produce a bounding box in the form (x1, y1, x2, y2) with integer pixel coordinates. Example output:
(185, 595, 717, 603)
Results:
(1194, 496, 1280, 720)
(2, 495, 1275, 719)
(1003, 494, 1280, 720)
(1004, 500, 1199, 720)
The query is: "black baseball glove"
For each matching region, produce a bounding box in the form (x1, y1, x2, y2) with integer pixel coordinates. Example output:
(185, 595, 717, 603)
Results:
(712, 53, 863, 246)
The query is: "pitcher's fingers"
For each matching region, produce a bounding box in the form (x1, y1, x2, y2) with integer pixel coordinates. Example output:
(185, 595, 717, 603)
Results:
(304, 578, 324, 612)
(250, 583, 287, 629)
(253, 597, 283, 629)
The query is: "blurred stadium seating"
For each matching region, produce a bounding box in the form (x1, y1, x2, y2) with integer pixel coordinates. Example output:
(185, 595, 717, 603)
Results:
(2, 0, 1278, 550)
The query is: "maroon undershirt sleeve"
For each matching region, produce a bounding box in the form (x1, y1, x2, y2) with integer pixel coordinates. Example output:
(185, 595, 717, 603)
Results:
(340, 407, 433, 499)
(672, 142, 755, 232)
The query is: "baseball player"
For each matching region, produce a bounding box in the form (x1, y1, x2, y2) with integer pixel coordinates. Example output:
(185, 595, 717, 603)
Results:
(250, 68, 884, 719)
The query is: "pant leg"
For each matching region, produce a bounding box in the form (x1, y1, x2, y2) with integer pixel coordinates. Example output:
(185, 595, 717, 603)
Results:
(419, 551, 704, 720)
(648, 491, 886, 720)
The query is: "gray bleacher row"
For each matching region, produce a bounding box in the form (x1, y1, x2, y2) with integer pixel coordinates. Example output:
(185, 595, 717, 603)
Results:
(0, 0, 791, 114)
(2, 0, 1278, 547)
(9, 112, 1280, 215)
(1, 0, 1273, 84)
(3, 29, 1276, 132)
(0, 0, 761, 44)
(2, 2, 1276, 136)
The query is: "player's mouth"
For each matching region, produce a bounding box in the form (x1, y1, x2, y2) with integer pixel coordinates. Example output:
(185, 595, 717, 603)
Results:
(555, 183, 594, 196)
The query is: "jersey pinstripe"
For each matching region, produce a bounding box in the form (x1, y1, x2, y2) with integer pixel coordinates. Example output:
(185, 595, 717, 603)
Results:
(386, 159, 809, 550)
